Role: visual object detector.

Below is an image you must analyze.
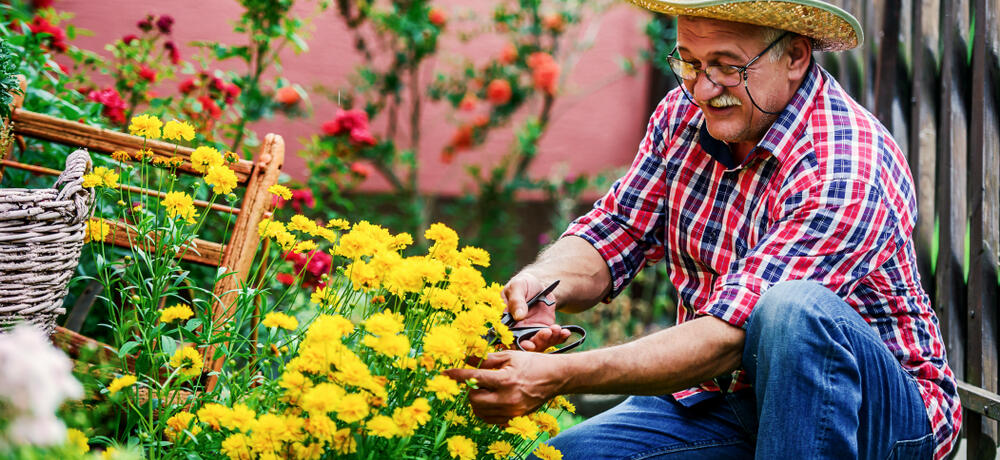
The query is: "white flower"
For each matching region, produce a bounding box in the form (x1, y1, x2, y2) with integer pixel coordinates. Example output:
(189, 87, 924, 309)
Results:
(0, 325, 83, 446)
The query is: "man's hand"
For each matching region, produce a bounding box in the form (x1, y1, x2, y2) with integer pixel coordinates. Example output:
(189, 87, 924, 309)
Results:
(503, 273, 571, 352)
(444, 351, 563, 425)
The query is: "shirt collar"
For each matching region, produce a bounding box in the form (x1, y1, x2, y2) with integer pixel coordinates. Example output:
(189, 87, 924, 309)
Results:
(695, 59, 823, 168)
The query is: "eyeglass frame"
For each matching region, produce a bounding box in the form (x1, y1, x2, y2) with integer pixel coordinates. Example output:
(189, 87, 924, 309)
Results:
(666, 31, 792, 115)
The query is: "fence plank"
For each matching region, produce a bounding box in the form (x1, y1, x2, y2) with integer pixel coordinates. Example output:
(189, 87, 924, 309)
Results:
(908, 0, 939, 301)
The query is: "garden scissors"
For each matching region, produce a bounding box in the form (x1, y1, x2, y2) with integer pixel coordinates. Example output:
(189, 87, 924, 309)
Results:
(489, 280, 586, 354)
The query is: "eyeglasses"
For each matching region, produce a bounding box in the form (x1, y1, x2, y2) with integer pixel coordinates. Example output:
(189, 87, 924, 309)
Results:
(666, 32, 791, 88)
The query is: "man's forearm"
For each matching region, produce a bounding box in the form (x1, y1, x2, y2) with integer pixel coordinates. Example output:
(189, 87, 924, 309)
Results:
(554, 316, 745, 395)
(519, 235, 612, 313)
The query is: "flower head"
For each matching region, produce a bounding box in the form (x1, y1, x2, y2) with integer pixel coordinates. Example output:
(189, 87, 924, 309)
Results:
(425, 375, 461, 401)
(190, 146, 223, 173)
(262, 312, 298, 331)
(504, 415, 539, 439)
(160, 304, 194, 323)
(161, 191, 198, 224)
(446, 435, 476, 460)
(107, 375, 136, 395)
(487, 440, 513, 459)
(85, 218, 111, 243)
(163, 119, 195, 142)
(268, 184, 292, 200)
(128, 114, 162, 139)
(205, 165, 238, 195)
(169, 347, 204, 379)
(66, 428, 89, 454)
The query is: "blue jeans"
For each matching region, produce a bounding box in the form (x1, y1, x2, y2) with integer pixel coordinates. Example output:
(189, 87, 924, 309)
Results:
(541, 280, 934, 460)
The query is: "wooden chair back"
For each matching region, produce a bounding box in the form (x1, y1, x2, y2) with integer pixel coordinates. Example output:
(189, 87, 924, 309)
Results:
(2, 76, 284, 390)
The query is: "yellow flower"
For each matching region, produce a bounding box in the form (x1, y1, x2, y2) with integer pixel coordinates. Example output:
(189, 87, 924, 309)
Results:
(82, 173, 102, 188)
(66, 428, 89, 454)
(448, 266, 486, 301)
(533, 443, 563, 460)
(196, 403, 229, 430)
(289, 215, 319, 235)
(422, 325, 465, 364)
(332, 428, 357, 455)
(391, 232, 414, 250)
(300, 382, 344, 415)
(304, 414, 337, 442)
(293, 240, 317, 254)
(446, 435, 477, 460)
(164, 411, 200, 441)
(363, 311, 405, 336)
(334, 393, 370, 423)
(221, 433, 253, 460)
(160, 304, 194, 323)
(305, 314, 354, 342)
(423, 287, 461, 313)
(293, 442, 323, 460)
(425, 222, 459, 248)
(460, 246, 491, 267)
(262, 312, 298, 330)
(443, 410, 467, 426)
(161, 191, 198, 224)
(82, 167, 119, 189)
(169, 346, 204, 379)
(128, 114, 162, 139)
(365, 415, 397, 438)
(505, 415, 539, 439)
(487, 440, 513, 459)
(205, 165, 238, 195)
(102, 446, 118, 459)
(111, 150, 131, 162)
(107, 375, 136, 395)
(225, 151, 240, 163)
(425, 375, 461, 401)
(249, 413, 292, 454)
(346, 260, 379, 291)
(279, 371, 314, 404)
(257, 218, 286, 238)
(361, 334, 409, 358)
(551, 395, 576, 413)
(532, 411, 560, 437)
(326, 218, 350, 230)
(133, 149, 154, 162)
(221, 404, 256, 431)
(163, 119, 196, 142)
(190, 146, 223, 173)
(406, 398, 431, 425)
(85, 218, 112, 243)
(268, 184, 292, 200)
(334, 229, 378, 259)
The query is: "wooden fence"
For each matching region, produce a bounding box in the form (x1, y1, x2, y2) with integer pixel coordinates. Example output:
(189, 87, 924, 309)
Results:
(820, 0, 1000, 457)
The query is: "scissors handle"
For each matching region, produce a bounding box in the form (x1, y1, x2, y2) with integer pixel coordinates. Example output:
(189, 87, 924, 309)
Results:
(510, 324, 587, 354)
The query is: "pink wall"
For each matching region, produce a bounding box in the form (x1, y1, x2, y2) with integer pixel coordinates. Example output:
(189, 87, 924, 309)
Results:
(56, 0, 653, 198)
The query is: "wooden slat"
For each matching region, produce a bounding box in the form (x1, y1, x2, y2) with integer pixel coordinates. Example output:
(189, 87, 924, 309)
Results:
(908, 0, 939, 301)
(873, 0, 902, 126)
(0, 159, 243, 216)
(966, 0, 1000, 456)
(958, 380, 1000, 421)
(10, 109, 255, 183)
(104, 220, 224, 267)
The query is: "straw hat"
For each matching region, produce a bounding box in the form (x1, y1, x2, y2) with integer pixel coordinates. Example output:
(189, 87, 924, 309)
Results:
(629, 0, 863, 51)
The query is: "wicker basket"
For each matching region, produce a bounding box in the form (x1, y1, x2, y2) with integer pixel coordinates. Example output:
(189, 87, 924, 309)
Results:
(0, 150, 92, 335)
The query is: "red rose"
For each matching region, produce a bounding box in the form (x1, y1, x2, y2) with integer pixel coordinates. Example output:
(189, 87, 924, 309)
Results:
(305, 251, 331, 277)
(350, 161, 373, 178)
(322, 109, 375, 145)
(122, 34, 138, 45)
(179, 77, 197, 94)
(459, 93, 477, 112)
(349, 128, 376, 146)
(224, 83, 241, 104)
(29, 17, 67, 52)
(428, 8, 447, 27)
(290, 188, 314, 212)
(164, 41, 180, 65)
(275, 273, 296, 285)
(197, 95, 222, 120)
(87, 87, 127, 125)
(543, 13, 565, 32)
(486, 79, 512, 105)
(156, 15, 174, 34)
(138, 64, 157, 83)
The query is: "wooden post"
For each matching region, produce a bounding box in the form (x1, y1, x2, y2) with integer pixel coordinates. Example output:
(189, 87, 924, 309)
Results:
(966, 0, 1000, 456)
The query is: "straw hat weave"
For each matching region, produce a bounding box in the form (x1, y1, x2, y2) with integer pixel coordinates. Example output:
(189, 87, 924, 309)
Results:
(629, 0, 863, 51)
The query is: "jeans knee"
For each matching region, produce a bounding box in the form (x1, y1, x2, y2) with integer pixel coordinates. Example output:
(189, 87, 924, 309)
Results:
(746, 280, 841, 352)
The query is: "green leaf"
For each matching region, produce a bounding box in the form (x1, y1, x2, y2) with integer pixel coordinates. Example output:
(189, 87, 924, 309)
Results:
(118, 340, 140, 358)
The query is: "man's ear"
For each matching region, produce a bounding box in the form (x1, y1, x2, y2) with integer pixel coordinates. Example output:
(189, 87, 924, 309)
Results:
(786, 35, 813, 80)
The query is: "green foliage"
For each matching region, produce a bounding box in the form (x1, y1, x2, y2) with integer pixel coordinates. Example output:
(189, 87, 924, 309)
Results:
(0, 40, 20, 120)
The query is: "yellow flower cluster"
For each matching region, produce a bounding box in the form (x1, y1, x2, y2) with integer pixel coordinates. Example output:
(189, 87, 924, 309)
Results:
(268, 184, 292, 200)
(205, 164, 238, 195)
(65, 428, 89, 455)
(191, 146, 223, 174)
(163, 119, 196, 142)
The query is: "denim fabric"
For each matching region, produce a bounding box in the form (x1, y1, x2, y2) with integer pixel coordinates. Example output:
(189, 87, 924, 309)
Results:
(538, 280, 933, 460)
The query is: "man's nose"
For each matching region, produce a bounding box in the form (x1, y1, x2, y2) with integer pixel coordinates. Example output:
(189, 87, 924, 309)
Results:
(690, 73, 723, 103)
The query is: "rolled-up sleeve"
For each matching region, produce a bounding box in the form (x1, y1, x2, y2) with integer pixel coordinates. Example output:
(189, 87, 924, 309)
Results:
(698, 177, 911, 328)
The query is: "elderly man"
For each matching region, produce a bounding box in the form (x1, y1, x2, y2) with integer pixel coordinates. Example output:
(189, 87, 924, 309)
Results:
(445, 1, 961, 459)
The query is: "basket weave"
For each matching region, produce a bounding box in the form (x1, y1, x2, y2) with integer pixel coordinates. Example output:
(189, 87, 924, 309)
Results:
(0, 150, 92, 335)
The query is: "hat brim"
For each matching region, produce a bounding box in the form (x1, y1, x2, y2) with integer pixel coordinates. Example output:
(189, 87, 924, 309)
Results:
(629, 0, 863, 52)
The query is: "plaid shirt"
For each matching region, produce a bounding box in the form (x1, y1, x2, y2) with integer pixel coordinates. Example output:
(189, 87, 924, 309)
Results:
(564, 61, 960, 458)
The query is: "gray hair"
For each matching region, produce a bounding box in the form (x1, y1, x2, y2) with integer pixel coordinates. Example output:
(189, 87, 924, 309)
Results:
(759, 26, 802, 61)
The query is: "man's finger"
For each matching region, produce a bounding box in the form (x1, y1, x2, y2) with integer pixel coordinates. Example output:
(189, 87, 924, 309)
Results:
(479, 352, 511, 370)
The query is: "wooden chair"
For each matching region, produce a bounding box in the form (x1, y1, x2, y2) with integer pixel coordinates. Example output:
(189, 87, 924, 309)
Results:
(2, 77, 284, 391)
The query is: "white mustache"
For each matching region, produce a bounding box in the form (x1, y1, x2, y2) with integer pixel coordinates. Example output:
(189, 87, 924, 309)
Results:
(704, 93, 742, 108)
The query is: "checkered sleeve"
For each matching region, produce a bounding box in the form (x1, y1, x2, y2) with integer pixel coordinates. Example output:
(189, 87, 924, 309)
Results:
(562, 94, 681, 299)
(698, 177, 911, 328)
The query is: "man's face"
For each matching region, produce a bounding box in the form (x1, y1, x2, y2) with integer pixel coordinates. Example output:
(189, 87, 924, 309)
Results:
(675, 17, 796, 151)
